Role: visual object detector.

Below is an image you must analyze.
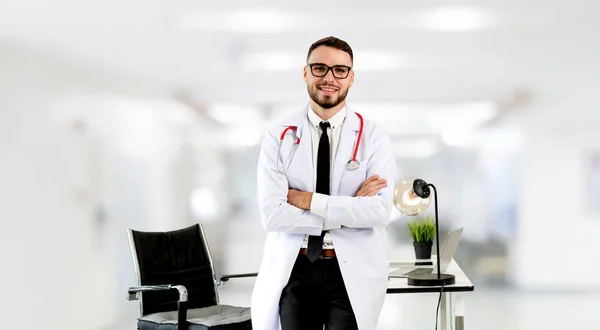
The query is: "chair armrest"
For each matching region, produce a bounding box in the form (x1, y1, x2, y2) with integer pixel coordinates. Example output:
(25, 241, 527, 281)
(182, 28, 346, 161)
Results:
(218, 272, 258, 286)
(127, 284, 188, 302)
(127, 285, 189, 330)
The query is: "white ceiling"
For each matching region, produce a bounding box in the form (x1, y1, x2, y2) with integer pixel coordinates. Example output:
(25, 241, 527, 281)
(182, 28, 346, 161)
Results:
(1, 0, 599, 153)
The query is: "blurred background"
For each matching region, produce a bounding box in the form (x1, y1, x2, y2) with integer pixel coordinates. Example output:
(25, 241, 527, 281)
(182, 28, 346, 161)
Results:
(1, 0, 600, 329)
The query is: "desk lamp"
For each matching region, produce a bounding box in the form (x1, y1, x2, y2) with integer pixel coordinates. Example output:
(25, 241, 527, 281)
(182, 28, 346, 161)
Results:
(394, 177, 455, 286)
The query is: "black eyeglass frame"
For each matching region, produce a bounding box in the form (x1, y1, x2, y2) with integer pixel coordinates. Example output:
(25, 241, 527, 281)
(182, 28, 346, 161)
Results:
(307, 63, 353, 79)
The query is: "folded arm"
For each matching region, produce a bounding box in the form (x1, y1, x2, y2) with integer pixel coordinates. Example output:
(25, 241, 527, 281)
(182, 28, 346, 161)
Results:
(326, 153, 395, 228)
(288, 129, 396, 229)
(256, 129, 324, 235)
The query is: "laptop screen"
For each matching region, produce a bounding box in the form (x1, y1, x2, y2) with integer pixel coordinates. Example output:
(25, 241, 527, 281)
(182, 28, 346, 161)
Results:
(433, 227, 463, 274)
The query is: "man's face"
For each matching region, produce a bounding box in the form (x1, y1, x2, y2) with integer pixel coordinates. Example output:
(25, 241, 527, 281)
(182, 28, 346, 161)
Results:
(304, 46, 354, 110)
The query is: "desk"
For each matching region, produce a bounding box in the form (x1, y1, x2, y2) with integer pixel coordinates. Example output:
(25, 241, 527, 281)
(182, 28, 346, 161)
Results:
(387, 259, 474, 330)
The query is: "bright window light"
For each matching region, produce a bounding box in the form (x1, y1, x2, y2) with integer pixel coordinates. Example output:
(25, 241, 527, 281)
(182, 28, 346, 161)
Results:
(420, 7, 491, 31)
(190, 187, 218, 219)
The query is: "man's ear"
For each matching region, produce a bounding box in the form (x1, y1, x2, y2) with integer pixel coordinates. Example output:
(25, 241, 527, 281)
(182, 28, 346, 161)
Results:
(303, 66, 308, 83)
(349, 70, 355, 88)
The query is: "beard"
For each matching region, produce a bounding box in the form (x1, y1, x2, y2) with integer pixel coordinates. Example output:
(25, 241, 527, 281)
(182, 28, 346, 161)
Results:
(307, 83, 349, 109)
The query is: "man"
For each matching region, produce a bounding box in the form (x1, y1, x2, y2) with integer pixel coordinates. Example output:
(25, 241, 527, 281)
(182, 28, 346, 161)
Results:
(251, 36, 396, 330)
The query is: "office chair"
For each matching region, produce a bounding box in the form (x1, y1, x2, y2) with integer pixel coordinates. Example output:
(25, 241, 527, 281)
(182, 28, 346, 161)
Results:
(126, 223, 257, 330)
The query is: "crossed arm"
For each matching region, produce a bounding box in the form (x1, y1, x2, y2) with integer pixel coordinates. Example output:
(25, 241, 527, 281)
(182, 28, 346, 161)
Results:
(287, 175, 388, 210)
(257, 126, 396, 234)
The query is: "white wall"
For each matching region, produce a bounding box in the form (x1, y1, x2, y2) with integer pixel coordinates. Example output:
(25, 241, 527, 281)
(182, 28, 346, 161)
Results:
(513, 122, 600, 290)
(0, 43, 212, 329)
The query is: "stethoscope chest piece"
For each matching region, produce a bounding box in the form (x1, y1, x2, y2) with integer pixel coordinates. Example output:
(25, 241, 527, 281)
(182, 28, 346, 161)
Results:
(347, 159, 360, 170)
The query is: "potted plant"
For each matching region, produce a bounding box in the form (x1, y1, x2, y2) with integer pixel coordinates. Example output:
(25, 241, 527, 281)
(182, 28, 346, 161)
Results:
(406, 214, 436, 260)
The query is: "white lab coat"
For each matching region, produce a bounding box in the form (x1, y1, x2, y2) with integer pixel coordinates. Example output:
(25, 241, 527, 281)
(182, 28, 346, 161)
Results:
(251, 106, 396, 330)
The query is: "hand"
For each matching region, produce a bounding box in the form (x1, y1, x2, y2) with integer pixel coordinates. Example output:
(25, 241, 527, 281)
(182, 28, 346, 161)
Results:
(355, 175, 387, 197)
(287, 189, 313, 210)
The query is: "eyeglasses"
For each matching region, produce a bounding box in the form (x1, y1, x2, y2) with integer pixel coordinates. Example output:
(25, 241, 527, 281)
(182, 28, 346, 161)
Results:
(308, 63, 352, 79)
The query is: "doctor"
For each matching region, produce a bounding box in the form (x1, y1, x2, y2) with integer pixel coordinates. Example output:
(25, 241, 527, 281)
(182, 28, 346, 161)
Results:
(251, 36, 396, 330)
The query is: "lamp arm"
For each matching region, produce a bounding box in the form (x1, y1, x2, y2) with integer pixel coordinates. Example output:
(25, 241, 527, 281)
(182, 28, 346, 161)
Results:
(427, 183, 442, 280)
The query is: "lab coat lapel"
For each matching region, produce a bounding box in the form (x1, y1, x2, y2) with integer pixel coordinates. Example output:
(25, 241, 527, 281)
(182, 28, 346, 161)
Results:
(282, 109, 313, 192)
(331, 111, 360, 196)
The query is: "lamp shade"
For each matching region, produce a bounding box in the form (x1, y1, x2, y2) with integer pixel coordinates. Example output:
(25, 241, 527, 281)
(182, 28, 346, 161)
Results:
(393, 177, 431, 216)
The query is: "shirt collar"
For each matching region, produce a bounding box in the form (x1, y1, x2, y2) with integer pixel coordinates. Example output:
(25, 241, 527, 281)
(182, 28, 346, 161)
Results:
(307, 105, 347, 130)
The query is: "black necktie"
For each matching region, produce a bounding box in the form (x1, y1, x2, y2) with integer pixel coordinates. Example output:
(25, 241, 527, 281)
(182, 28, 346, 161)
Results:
(307, 121, 330, 262)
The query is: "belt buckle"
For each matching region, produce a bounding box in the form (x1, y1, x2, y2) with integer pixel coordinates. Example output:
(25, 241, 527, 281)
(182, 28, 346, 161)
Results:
(320, 249, 335, 259)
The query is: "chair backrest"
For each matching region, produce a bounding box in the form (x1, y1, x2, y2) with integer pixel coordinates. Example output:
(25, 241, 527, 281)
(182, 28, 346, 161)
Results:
(128, 223, 219, 316)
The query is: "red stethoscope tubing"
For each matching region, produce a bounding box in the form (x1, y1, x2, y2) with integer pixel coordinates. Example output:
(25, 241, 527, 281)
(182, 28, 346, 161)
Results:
(280, 112, 363, 163)
(352, 112, 363, 164)
(280, 125, 300, 144)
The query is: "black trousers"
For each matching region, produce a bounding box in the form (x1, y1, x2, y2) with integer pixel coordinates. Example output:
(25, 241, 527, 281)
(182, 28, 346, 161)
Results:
(279, 253, 359, 330)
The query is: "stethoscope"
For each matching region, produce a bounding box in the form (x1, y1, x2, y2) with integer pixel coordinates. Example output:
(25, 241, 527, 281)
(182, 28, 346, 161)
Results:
(274, 112, 364, 175)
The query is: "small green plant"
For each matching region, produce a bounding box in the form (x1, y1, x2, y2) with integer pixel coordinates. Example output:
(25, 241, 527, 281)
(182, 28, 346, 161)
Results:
(406, 215, 436, 243)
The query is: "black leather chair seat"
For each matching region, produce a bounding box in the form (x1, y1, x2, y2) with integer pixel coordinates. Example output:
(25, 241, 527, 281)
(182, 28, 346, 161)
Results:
(127, 224, 257, 330)
(138, 305, 252, 330)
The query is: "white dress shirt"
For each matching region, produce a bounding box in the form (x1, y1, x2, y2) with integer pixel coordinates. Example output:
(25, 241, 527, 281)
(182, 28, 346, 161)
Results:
(300, 105, 347, 250)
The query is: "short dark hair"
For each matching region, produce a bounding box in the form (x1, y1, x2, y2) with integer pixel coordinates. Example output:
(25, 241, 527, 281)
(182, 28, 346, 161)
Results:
(306, 36, 353, 65)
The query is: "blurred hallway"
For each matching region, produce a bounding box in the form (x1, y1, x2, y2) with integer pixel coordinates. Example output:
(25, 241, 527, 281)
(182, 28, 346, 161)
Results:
(2, 1, 600, 329)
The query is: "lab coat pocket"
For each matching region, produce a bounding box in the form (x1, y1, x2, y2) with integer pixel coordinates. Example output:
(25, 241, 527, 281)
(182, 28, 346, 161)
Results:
(352, 229, 389, 278)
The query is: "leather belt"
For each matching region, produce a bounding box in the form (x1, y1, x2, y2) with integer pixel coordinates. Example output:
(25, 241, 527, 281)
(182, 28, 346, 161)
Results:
(299, 248, 336, 259)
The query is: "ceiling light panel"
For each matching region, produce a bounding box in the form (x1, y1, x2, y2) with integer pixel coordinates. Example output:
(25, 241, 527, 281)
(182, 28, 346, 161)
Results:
(178, 9, 299, 33)
(414, 6, 492, 31)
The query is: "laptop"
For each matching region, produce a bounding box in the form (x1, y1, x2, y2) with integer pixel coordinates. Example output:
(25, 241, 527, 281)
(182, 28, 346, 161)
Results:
(389, 227, 464, 278)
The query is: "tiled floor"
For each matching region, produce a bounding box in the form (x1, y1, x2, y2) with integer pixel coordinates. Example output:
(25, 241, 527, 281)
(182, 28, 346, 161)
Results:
(110, 278, 600, 330)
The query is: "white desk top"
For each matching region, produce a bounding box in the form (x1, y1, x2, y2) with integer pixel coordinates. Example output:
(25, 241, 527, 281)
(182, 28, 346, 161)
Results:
(387, 258, 474, 294)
